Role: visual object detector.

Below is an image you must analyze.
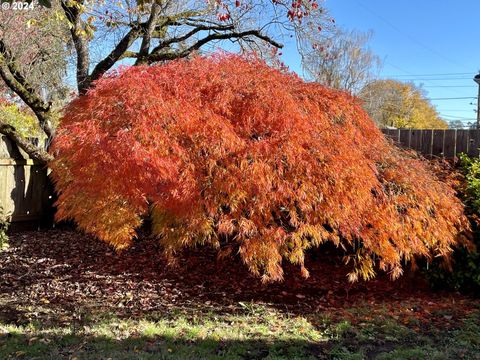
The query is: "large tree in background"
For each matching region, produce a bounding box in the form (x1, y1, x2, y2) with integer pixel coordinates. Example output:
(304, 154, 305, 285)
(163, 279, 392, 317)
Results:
(302, 29, 381, 94)
(448, 119, 475, 129)
(448, 120, 466, 129)
(0, 3, 70, 161)
(359, 79, 448, 129)
(0, 0, 330, 164)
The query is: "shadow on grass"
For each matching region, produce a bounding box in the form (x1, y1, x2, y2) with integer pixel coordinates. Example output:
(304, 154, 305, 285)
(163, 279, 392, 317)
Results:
(1, 333, 328, 360)
(2, 310, 479, 360)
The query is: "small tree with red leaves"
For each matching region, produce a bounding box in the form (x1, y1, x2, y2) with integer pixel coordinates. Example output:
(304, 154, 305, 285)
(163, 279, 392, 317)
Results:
(51, 54, 469, 282)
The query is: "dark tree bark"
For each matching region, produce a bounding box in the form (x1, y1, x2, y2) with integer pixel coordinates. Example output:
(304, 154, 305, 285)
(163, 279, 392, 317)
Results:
(61, 0, 90, 94)
(0, 122, 53, 164)
(135, 3, 161, 66)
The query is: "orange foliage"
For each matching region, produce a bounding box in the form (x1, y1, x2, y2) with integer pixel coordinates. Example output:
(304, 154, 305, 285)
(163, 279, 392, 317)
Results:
(51, 54, 469, 282)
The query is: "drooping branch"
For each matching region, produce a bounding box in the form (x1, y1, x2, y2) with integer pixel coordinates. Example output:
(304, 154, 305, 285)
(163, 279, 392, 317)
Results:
(0, 122, 53, 164)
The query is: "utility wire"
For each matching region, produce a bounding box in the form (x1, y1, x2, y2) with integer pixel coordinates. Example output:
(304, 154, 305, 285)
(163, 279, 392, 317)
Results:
(356, 1, 471, 70)
(384, 72, 473, 77)
(422, 85, 475, 88)
(442, 114, 477, 119)
(381, 77, 472, 81)
(428, 97, 477, 100)
(383, 62, 468, 97)
(436, 109, 477, 111)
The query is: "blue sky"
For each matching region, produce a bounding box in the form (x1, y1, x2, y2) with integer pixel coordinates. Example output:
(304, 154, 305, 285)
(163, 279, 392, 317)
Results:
(282, 0, 480, 126)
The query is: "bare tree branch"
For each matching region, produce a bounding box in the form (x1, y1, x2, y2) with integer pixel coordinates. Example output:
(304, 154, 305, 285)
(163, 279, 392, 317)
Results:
(149, 23, 235, 55)
(147, 29, 283, 63)
(87, 26, 142, 89)
(119, 51, 139, 60)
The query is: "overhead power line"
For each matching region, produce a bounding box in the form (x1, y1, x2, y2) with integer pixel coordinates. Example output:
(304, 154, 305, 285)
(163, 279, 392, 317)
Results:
(441, 119, 476, 123)
(356, 1, 470, 70)
(382, 77, 472, 81)
(441, 114, 477, 119)
(383, 62, 469, 97)
(427, 97, 478, 100)
(422, 85, 475, 88)
(437, 109, 477, 112)
(384, 72, 473, 77)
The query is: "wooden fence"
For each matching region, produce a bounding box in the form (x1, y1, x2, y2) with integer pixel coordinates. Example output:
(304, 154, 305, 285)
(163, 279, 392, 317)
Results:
(0, 136, 51, 223)
(381, 128, 480, 159)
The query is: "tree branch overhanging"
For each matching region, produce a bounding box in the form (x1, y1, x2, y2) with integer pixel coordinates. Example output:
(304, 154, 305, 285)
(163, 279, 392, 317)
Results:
(0, 40, 55, 139)
(146, 29, 284, 64)
(149, 23, 235, 55)
(87, 26, 143, 89)
(0, 123, 53, 164)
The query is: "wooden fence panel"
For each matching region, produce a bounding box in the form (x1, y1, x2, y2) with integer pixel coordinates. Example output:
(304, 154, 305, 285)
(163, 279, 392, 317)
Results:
(467, 130, 480, 158)
(432, 130, 445, 157)
(410, 130, 423, 152)
(0, 136, 50, 222)
(421, 130, 433, 157)
(381, 129, 400, 143)
(389, 129, 400, 143)
(443, 130, 457, 158)
(420, 130, 433, 156)
(456, 130, 470, 156)
(399, 129, 410, 147)
(382, 128, 480, 159)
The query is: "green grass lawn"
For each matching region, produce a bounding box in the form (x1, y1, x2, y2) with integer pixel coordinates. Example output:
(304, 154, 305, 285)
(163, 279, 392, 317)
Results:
(1, 303, 479, 359)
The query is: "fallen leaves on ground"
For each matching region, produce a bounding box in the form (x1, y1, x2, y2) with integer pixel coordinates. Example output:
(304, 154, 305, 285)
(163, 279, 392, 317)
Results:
(0, 229, 477, 330)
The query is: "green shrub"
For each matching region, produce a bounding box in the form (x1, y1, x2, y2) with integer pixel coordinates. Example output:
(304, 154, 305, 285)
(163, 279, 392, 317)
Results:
(426, 245, 480, 293)
(425, 154, 480, 293)
(459, 153, 480, 211)
(0, 103, 44, 139)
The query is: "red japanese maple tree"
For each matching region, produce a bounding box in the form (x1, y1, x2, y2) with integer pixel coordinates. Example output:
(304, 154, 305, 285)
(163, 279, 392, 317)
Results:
(51, 54, 469, 282)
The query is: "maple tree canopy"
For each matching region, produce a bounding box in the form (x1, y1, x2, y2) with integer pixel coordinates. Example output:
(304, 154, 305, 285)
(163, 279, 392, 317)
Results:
(51, 54, 469, 282)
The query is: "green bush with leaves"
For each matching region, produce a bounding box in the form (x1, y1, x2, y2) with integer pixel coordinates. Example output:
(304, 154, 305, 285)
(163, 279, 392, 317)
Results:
(0, 103, 44, 139)
(460, 154, 480, 211)
(425, 154, 480, 293)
